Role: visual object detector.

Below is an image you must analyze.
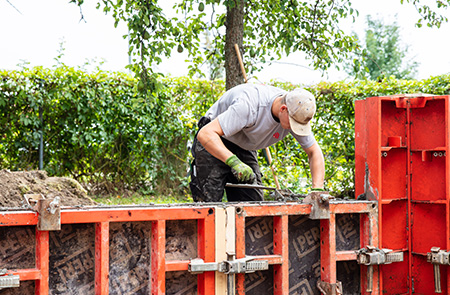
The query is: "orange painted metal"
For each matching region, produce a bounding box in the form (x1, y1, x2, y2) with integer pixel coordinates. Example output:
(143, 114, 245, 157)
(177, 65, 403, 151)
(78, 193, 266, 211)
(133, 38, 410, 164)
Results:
(151, 220, 166, 295)
(238, 203, 311, 217)
(235, 208, 247, 295)
(197, 213, 216, 294)
(1, 201, 377, 294)
(232, 202, 377, 294)
(10, 269, 41, 281)
(335, 250, 357, 261)
(1, 206, 217, 295)
(95, 222, 109, 295)
(320, 214, 337, 284)
(273, 215, 289, 295)
(0, 206, 215, 226)
(35, 229, 49, 295)
(254, 254, 283, 265)
(165, 260, 190, 271)
(0, 210, 38, 226)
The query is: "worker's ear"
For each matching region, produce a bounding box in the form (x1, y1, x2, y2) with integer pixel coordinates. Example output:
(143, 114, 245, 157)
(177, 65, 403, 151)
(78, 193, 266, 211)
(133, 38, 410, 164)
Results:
(280, 104, 288, 112)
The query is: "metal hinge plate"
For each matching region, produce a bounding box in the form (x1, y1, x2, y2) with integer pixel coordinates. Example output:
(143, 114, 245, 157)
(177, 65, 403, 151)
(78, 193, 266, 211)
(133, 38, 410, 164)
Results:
(303, 191, 334, 219)
(24, 194, 61, 231)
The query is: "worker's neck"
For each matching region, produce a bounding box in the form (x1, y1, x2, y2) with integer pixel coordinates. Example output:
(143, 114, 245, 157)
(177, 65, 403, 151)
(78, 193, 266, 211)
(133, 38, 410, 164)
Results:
(271, 96, 281, 123)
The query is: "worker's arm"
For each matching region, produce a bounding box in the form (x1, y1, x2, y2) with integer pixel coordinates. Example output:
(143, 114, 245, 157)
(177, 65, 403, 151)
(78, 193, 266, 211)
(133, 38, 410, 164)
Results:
(197, 118, 233, 162)
(303, 142, 325, 189)
(197, 118, 255, 182)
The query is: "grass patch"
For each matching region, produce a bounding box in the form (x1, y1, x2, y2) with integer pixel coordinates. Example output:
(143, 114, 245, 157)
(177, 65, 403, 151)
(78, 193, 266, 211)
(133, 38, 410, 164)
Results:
(93, 193, 194, 205)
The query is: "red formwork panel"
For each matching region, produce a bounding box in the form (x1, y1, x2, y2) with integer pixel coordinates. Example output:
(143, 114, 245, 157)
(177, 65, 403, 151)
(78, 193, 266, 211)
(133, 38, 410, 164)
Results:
(0, 205, 216, 295)
(0, 201, 376, 295)
(233, 201, 378, 295)
(355, 95, 450, 294)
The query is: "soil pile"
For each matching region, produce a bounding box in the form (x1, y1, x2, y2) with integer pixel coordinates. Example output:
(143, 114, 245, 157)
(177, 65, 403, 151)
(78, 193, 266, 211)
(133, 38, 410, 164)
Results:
(0, 169, 96, 208)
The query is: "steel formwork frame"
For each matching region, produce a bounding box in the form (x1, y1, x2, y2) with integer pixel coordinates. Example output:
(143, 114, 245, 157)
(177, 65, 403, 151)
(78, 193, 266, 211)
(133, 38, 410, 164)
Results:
(233, 201, 378, 295)
(0, 205, 216, 295)
(1, 200, 377, 295)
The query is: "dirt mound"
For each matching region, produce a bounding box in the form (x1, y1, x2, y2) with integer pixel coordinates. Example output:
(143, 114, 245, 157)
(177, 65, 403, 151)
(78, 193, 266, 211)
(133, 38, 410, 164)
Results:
(0, 169, 96, 208)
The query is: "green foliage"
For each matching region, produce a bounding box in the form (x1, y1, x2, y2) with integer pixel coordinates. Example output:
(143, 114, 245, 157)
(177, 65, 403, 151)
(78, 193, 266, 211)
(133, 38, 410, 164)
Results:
(0, 66, 224, 197)
(72, 0, 362, 80)
(1, 67, 450, 199)
(347, 16, 419, 80)
(402, 0, 450, 28)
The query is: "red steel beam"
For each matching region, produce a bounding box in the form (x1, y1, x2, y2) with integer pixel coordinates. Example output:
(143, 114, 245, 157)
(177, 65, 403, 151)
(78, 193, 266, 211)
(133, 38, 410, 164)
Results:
(61, 207, 214, 224)
(321, 214, 337, 284)
(406, 99, 412, 295)
(336, 250, 357, 261)
(165, 260, 190, 272)
(235, 208, 246, 295)
(197, 213, 216, 294)
(330, 202, 376, 214)
(0, 211, 38, 226)
(360, 207, 380, 294)
(0, 203, 375, 227)
(254, 254, 283, 265)
(273, 215, 289, 295)
(10, 269, 41, 281)
(35, 229, 49, 295)
(151, 220, 166, 295)
(239, 203, 311, 217)
(95, 222, 109, 295)
(0, 207, 215, 226)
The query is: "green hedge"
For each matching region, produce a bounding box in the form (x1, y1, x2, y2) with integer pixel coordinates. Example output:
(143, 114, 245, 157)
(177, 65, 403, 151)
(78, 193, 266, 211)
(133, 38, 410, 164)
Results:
(1, 66, 449, 198)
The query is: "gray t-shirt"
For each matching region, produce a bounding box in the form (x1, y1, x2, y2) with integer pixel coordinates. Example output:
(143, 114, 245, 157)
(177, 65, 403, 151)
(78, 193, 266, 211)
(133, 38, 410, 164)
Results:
(205, 83, 316, 151)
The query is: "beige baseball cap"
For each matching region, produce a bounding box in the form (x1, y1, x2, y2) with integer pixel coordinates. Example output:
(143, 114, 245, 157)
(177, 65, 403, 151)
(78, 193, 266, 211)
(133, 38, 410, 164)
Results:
(285, 88, 316, 136)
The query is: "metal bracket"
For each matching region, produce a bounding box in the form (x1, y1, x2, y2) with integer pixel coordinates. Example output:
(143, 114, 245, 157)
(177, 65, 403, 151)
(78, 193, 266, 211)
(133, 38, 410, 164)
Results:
(427, 246, 450, 293)
(188, 256, 268, 275)
(303, 191, 334, 219)
(317, 281, 343, 295)
(356, 246, 404, 265)
(24, 194, 61, 231)
(356, 246, 404, 292)
(0, 269, 20, 290)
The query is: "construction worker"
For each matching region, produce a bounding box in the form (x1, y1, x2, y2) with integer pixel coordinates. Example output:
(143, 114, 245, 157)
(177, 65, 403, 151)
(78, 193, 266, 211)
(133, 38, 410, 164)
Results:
(189, 83, 325, 202)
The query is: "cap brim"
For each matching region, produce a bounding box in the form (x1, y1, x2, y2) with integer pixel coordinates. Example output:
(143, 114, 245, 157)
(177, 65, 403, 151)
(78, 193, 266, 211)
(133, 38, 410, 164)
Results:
(289, 115, 311, 136)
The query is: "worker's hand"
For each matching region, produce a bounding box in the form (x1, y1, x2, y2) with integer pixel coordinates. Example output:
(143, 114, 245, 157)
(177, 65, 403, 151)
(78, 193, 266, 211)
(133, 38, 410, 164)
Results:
(225, 155, 256, 183)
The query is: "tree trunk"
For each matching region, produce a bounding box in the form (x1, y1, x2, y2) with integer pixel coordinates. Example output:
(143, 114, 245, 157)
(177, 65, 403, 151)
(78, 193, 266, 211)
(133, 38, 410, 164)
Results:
(225, 0, 245, 90)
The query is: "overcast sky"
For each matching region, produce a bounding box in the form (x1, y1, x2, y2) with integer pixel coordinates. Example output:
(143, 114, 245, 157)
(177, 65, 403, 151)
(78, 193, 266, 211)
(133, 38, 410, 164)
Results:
(1, 0, 449, 85)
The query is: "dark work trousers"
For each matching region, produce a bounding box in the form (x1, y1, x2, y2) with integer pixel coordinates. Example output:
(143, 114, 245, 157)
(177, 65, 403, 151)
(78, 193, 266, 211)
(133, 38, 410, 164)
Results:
(189, 117, 264, 202)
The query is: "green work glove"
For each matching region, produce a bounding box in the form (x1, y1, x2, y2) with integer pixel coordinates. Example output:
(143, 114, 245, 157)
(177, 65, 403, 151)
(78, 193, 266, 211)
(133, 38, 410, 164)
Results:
(225, 155, 256, 183)
(311, 188, 326, 192)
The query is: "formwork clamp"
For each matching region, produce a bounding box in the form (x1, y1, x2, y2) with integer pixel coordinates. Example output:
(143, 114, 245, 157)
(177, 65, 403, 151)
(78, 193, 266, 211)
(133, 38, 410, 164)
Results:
(188, 256, 269, 275)
(356, 246, 404, 292)
(0, 269, 20, 290)
(303, 191, 334, 219)
(23, 194, 61, 231)
(427, 246, 450, 293)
